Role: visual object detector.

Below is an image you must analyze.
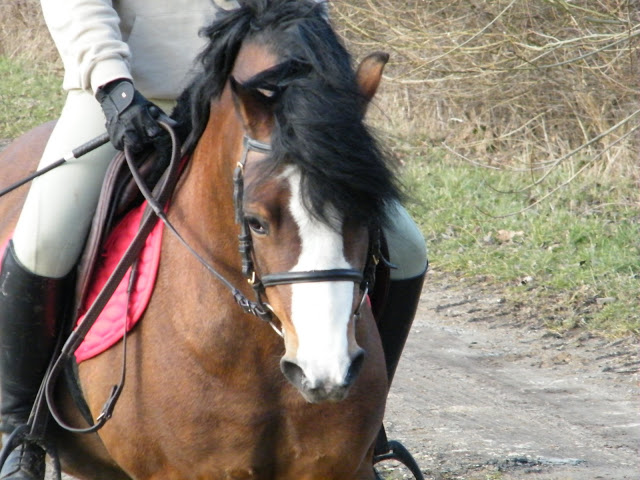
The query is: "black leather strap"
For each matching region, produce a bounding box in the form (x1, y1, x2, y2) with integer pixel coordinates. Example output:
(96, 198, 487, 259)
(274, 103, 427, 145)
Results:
(261, 269, 363, 287)
(43, 117, 182, 435)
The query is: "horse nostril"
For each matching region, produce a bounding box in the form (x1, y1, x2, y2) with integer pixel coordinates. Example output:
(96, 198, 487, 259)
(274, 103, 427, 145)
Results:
(280, 359, 307, 388)
(344, 349, 365, 386)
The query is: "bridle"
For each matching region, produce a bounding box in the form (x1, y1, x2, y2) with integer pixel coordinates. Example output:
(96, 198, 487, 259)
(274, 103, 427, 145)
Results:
(233, 135, 380, 335)
(10, 123, 381, 447)
(0, 119, 389, 480)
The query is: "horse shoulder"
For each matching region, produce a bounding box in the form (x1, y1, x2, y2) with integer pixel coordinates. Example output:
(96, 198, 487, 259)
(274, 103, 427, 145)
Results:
(0, 121, 55, 237)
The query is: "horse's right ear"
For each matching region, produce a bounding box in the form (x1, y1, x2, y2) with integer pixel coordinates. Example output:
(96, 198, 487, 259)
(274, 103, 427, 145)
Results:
(230, 76, 275, 141)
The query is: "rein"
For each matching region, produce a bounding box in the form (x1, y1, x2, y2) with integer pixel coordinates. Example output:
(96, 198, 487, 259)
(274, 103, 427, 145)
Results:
(42, 119, 186, 436)
(7, 121, 379, 443)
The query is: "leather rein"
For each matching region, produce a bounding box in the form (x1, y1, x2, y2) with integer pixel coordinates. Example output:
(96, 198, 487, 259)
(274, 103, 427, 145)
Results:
(23, 120, 379, 440)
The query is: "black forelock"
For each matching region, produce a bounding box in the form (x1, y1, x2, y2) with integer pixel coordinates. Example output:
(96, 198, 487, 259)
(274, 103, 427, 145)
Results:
(173, 0, 400, 228)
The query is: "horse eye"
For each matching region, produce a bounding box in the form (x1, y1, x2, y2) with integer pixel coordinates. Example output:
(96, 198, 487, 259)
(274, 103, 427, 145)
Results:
(246, 217, 268, 235)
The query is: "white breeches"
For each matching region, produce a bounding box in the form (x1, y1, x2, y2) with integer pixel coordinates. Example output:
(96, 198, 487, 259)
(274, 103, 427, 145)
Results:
(12, 90, 174, 278)
(12, 91, 427, 281)
(384, 202, 428, 280)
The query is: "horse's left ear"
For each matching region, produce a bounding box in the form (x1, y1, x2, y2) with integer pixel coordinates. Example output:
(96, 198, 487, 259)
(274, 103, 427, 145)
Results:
(356, 52, 390, 113)
(230, 76, 275, 140)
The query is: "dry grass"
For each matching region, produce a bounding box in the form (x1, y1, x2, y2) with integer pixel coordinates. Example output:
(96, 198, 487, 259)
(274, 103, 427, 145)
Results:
(333, 0, 639, 179)
(1, 0, 638, 178)
(0, 0, 59, 65)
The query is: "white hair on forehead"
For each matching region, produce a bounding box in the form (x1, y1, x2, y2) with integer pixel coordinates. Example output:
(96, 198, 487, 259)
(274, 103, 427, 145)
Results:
(283, 165, 355, 385)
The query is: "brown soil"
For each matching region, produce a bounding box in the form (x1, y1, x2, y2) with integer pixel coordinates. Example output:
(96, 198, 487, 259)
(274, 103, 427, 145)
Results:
(379, 270, 639, 479)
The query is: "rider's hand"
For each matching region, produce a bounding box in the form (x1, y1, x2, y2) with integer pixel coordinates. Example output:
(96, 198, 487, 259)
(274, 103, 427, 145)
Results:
(96, 79, 164, 152)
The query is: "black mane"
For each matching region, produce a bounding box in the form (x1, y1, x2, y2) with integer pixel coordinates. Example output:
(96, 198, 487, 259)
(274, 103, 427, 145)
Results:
(173, 0, 400, 227)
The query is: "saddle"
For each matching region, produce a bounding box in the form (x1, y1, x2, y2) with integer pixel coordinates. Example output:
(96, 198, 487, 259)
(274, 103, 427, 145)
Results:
(74, 146, 171, 318)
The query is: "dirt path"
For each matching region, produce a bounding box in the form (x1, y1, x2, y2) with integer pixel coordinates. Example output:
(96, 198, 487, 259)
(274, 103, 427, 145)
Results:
(381, 271, 639, 479)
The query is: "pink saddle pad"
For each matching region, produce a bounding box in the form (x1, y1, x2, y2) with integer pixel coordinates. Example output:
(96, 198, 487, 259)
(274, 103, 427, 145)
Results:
(74, 202, 164, 363)
(0, 204, 164, 364)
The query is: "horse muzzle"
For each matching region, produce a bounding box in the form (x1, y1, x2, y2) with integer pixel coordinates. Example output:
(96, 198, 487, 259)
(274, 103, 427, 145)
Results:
(280, 349, 365, 403)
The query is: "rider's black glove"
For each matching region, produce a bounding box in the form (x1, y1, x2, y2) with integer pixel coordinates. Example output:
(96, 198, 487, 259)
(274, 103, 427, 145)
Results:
(96, 79, 164, 152)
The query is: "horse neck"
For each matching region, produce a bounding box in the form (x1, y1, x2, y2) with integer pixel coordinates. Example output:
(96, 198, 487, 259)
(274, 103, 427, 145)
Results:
(157, 87, 279, 349)
(166, 87, 250, 294)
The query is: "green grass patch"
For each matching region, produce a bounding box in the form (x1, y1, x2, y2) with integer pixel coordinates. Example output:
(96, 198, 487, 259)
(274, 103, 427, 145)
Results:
(0, 56, 64, 139)
(402, 149, 639, 337)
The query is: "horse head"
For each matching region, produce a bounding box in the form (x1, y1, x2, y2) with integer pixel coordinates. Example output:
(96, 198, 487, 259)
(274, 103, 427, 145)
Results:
(231, 51, 392, 403)
(183, 0, 399, 404)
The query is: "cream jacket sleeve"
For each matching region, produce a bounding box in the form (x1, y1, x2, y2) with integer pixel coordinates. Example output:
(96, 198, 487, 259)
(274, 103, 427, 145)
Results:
(41, 0, 234, 99)
(41, 0, 133, 94)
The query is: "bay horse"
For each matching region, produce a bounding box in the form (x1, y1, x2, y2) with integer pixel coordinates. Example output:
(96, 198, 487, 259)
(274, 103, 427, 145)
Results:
(0, 0, 403, 478)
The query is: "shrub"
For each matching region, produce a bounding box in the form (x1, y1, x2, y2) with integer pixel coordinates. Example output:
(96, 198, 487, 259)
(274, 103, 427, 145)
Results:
(333, 0, 639, 175)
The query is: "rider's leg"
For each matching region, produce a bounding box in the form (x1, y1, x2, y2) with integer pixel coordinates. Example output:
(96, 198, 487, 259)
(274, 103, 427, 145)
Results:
(1, 90, 174, 480)
(0, 243, 70, 480)
(12, 92, 175, 277)
(1, 89, 116, 480)
(1, 89, 175, 480)
(374, 202, 427, 470)
(379, 201, 428, 385)
(12, 90, 118, 278)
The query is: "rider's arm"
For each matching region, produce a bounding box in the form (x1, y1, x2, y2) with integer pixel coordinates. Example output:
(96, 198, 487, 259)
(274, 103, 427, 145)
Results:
(41, 0, 132, 93)
(41, 0, 164, 151)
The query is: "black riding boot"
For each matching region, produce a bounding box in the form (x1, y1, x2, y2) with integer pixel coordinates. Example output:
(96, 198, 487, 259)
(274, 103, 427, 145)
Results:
(0, 242, 67, 480)
(373, 269, 427, 478)
(376, 270, 426, 385)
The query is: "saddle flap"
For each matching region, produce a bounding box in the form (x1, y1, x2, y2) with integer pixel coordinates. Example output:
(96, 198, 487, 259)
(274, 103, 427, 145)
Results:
(74, 149, 165, 316)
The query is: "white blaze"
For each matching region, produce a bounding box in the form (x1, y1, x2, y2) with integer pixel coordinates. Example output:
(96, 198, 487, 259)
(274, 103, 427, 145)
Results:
(284, 166, 354, 386)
